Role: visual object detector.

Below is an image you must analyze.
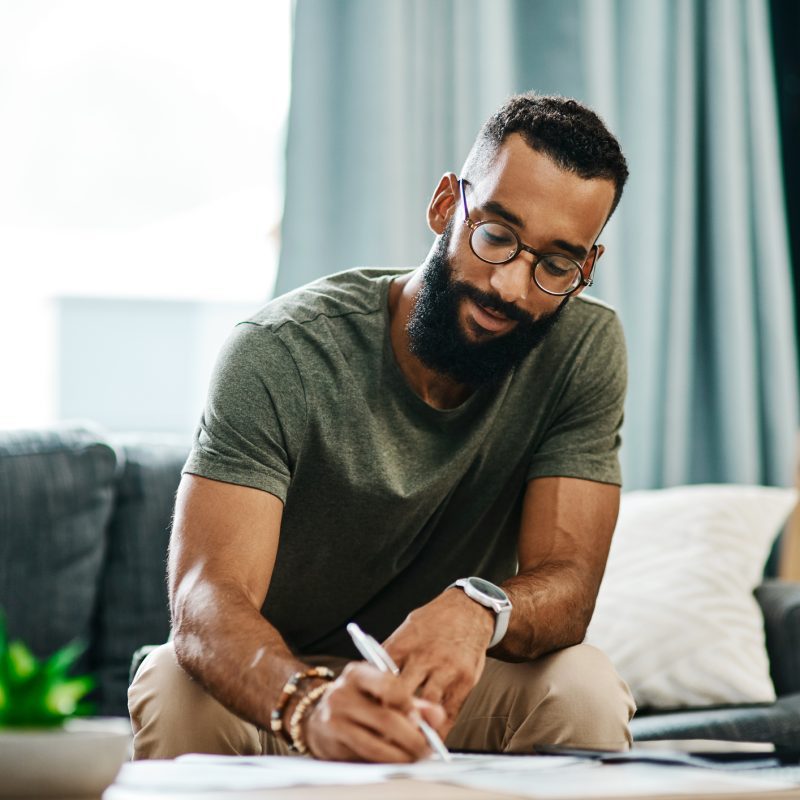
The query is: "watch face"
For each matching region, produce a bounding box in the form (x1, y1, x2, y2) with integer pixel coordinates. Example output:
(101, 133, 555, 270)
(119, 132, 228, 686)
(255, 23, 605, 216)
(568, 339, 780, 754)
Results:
(469, 577, 507, 601)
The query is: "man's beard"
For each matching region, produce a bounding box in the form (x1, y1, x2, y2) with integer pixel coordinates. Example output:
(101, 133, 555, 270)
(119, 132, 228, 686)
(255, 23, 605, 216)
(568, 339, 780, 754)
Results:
(406, 222, 568, 389)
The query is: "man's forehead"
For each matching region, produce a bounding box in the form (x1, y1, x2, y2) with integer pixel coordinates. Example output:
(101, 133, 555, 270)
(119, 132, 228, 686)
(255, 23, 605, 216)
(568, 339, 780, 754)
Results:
(468, 134, 615, 241)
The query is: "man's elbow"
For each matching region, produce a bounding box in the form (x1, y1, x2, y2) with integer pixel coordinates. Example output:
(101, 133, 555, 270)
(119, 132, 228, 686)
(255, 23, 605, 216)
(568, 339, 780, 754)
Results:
(574, 596, 600, 643)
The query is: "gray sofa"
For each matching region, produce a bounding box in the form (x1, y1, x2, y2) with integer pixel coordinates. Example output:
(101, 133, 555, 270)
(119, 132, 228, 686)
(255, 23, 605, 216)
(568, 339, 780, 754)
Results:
(0, 424, 186, 716)
(1, 423, 799, 746)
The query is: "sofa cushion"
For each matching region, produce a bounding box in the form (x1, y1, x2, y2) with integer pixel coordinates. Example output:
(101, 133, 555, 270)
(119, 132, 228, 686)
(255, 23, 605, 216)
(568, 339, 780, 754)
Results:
(756, 580, 800, 697)
(631, 692, 800, 748)
(586, 484, 798, 710)
(90, 434, 188, 715)
(0, 424, 118, 663)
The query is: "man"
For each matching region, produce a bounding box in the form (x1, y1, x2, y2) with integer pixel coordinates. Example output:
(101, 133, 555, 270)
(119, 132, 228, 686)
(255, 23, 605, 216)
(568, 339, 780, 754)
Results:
(129, 92, 635, 762)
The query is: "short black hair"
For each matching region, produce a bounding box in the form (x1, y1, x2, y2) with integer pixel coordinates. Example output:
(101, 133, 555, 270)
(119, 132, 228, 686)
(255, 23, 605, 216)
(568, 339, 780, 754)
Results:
(466, 92, 629, 218)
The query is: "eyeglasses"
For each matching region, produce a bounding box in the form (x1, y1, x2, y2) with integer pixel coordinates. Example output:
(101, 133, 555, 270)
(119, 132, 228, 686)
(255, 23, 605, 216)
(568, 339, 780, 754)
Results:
(459, 179, 596, 297)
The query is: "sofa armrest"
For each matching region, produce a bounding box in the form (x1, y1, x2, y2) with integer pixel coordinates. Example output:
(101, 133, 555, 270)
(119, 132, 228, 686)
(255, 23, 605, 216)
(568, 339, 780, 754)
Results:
(755, 579, 800, 697)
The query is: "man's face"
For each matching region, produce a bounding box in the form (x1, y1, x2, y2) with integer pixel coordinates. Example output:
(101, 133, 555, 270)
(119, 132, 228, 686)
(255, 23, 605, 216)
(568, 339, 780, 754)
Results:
(407, 135, 616, 389)
(406, 223, 568, 388)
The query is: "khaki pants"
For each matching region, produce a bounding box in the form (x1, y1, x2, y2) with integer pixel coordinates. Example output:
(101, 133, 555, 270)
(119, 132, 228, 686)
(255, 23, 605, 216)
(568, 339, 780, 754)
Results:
(128, 642, 635, 760)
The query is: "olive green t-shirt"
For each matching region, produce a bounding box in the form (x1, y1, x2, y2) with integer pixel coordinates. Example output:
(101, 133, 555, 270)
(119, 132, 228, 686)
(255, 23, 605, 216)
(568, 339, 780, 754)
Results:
(184, 267, 627, 657)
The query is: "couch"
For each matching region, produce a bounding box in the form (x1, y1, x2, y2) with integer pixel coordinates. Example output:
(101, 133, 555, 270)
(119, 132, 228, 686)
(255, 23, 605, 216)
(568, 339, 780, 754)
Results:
(0, 424, 186, 716)
(1, 423, 799, 746)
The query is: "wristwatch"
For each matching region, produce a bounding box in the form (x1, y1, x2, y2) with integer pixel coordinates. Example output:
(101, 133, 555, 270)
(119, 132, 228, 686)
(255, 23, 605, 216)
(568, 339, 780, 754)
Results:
(448, 577, 512, 649)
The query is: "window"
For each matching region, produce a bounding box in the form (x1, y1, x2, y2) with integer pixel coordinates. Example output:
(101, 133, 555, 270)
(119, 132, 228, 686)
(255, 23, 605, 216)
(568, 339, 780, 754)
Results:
(0, 1, 292, 432)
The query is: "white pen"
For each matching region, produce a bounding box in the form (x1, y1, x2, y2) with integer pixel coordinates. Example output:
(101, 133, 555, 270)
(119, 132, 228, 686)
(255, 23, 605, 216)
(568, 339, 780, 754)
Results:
(346, 622, 451, 762)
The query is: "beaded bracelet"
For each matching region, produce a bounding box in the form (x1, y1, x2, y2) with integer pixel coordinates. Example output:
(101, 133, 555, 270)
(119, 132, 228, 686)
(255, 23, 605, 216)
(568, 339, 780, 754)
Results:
(270, 666, 334, 743)
(288, 681, 330, 754)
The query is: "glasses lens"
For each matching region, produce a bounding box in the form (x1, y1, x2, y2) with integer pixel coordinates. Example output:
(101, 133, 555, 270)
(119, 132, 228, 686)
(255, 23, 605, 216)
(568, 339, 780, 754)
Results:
(534, 256, 582, 295)
(470, 222, 519, 264)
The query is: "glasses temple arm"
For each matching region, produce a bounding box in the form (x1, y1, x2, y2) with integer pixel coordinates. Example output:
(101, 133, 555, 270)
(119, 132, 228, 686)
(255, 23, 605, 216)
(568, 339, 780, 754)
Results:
(459, 179, 470, 221)
(582, 244, 600, 286)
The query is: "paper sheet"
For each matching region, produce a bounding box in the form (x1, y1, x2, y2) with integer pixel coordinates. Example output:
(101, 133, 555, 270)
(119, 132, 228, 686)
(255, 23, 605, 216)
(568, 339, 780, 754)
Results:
(179, 752, 579, 781)
(118, 752, 579, 792)
(116, 754, 800, 797)
(446, 762, 799, 798)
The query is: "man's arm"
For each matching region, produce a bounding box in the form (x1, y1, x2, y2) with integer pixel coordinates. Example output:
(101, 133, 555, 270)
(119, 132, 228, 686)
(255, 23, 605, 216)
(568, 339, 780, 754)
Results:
(495, 475, 619, 660)
(170, 473, 440, 761)
(169, 473, 302, 725)
(383, 475, 619, 729)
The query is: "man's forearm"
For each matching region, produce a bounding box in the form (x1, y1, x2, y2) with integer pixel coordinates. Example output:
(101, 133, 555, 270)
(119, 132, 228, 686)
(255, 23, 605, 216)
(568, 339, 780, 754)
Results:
(495, 562, 598, 661)
(172, 578, 307, 731)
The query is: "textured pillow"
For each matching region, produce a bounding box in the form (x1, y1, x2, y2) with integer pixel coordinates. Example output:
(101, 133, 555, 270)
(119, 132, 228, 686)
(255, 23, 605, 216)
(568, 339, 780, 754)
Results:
(0, 424, 118, 661)
(586, 484, 798, 710)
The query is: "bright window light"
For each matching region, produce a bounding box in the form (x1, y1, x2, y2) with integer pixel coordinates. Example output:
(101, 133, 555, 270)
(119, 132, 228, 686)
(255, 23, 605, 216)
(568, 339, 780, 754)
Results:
(0, 1, 292, 429)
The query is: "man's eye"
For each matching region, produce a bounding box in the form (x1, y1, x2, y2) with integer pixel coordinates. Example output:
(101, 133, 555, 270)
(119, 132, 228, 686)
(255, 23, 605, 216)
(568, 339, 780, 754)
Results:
(479, 225, 515, 247)
(541, 258, 573, 278)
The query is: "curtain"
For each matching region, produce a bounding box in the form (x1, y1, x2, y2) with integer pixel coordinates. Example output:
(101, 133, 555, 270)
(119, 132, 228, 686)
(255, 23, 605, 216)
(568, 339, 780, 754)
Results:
(278, 0, 798, 490)
(276, 0, 520, 292)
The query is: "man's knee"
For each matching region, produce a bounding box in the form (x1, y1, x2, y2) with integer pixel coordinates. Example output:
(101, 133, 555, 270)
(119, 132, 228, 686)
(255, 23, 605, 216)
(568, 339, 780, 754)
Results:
(450, 644, 634, 753)
(534, 644, 633, 711)
(128, 641, 262, 760)
(510, 643, 635, 750)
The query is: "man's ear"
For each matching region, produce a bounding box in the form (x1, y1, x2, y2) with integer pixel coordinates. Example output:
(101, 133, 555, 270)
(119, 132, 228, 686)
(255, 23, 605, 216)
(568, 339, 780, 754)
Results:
(427, 173, 460, 234)
(571, 244, 604, 298)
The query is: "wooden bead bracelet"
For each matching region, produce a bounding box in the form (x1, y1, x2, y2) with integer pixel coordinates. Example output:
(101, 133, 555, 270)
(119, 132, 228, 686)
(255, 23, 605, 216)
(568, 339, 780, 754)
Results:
(288, 682, 330, 754)
(270, 666, 334, 744)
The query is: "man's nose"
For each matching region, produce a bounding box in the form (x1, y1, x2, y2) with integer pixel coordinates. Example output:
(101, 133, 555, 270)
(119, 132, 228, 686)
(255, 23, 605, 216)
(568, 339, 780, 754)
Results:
(489, 254, 531, 303)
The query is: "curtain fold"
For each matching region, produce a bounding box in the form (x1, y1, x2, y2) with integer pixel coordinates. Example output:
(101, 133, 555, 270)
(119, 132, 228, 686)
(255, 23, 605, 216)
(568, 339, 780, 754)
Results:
(276, 0, 518, 296)
(278, 0, 798, 489)
(584, 0, 798, 487)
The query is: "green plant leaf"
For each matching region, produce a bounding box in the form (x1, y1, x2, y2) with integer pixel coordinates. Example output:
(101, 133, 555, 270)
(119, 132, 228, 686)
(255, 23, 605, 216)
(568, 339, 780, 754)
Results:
(44, 676, 95, 716)
(0, 608, 95, 728)
(0, 613, 7, 702)
(43, 640, 86, 679)
(7, 641, 37, 682)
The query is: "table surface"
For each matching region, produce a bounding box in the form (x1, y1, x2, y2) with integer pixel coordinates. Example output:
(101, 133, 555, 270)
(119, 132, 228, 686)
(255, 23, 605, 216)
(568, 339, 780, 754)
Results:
(101, 777, 800, 800)
(97, 755, 800, 800)
(104, 781, 512, 800)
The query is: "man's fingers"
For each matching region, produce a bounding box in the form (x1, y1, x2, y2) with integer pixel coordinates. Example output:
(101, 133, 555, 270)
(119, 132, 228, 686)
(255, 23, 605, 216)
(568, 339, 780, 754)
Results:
(396, 661, 429, 696)
(320, 663, 431, 761)
(308, 714, 411, 763)
(339, 720, 419, 763)
(341, 666, 429, 757)
(344, 662, 415, 712)
(342, 700, 429, 760)
(416, 667, 479, 728)
(412, 697, 448, 731)
(417, 675, 447, 706)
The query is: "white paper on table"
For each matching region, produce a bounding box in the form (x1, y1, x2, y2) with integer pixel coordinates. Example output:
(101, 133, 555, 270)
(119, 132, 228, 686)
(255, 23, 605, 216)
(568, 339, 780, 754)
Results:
(115, 758, 385, 791)
(446, 762, 799, 799)
(387, 753, 583, 780)
(128, 753, 799, 797)
(179, 751, 580, 781)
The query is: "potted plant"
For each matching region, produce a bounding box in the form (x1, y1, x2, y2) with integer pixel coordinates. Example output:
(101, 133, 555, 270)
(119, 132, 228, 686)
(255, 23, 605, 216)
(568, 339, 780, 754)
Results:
(0, 614, 130, 798)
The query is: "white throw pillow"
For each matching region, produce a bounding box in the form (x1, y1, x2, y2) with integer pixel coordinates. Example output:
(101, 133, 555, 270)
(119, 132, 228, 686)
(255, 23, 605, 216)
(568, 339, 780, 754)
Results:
(586, 484, 797, 709)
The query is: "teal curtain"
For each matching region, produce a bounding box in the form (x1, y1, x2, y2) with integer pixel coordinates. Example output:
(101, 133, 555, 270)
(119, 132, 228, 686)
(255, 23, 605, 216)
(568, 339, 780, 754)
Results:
(278, 0, 798, 490)
(276, 0, 522, 291)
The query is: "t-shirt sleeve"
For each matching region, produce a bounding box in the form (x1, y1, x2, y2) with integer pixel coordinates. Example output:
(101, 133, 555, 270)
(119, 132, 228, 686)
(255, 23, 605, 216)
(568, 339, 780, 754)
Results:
(182, 322, 307, 503)
(526, 310, 627, 486)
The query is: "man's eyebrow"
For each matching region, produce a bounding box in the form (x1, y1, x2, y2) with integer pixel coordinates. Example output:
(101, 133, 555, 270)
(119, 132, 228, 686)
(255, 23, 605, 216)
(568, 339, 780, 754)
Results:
(483, 200, 524, 228)
(482, 200, 590, 261)
(550, 239, 589, 261)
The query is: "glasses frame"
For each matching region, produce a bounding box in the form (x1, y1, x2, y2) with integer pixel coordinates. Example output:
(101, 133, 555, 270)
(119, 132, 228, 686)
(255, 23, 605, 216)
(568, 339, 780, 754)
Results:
(459, 179, 596, 297)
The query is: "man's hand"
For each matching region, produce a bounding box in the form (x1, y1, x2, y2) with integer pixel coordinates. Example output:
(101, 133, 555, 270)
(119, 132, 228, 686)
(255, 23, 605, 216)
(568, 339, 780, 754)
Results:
(382, 589, 494, 735)
(303, 663, 446, 762)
